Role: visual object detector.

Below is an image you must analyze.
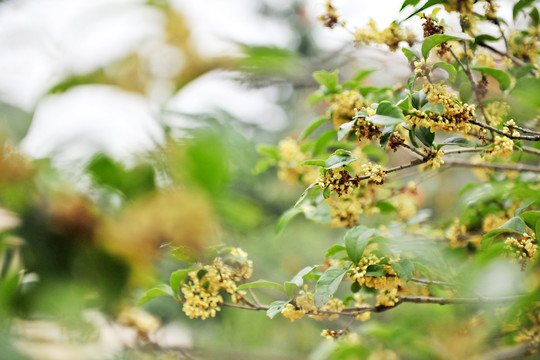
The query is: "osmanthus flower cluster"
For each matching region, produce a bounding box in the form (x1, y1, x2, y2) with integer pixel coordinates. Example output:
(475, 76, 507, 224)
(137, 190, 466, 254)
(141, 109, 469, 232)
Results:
(139, 0, 540, 357)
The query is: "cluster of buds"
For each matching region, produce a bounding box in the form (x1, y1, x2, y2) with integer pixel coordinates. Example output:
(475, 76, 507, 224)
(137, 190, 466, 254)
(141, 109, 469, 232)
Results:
(318, 168, 361, 197)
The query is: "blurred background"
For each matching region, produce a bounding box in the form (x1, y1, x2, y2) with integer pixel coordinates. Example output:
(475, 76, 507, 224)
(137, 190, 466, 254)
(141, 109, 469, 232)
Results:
(0, 0, 530, 359)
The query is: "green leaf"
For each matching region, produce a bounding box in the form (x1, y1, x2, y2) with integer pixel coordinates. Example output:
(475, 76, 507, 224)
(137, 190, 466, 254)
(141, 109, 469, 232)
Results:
(314, 267, 348, 307)
(411, 91, 428, 109)
(422, 34, 462, 58)
(413, 262, 432, 280)
(530, 7, 540, 26)
(337, 120, 355, 141)
(483, 217, 528, 243)
(391, 259, 414, 281)
(136, 284, 175, 306)
(459, 81, 472, 102)
(345, 225, 377, 263)
(366, 264, 386, 277)
(313, 70, 340, 94)
(402, 47, 421, 61)
(403, 0, 446, 21)
(434, 62, 457, 81)
(276, 207, 303, 235)
(400, 0, 421, 11)
(474, 34, 500, 45)
(267, 300, 288, 319)
(257, 145, 280, 161)
(513, 0, 536, 19)
(375, 200, 398, 214)
(313, 130, 338, 155)
(324, 153, 357, 169)
(237, 280, 287, 294)
(520, 211, 540, 230)
(294, 182, 319, 207)
(284, 282, 297, 298)
(300, 117, 328, 140)
(439, 136, 476, 148)
(290, 265, 319, 287)
(470, 65, 511, 90)
(169, 246, 197, 263)
(375, 101, 405, 119)
(379, 125, 396, 150)
(422, 102, 445, 114)
(415, 125, 435, 147)
(170, 269, 196, 294)
(302, 160, 325, 167)
(325, 244, 346, 258)
(302, 202, 332, 224)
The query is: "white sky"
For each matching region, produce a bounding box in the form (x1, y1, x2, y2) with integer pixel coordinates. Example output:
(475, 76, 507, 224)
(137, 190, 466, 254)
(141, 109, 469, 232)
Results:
(0, 0, 516, 163)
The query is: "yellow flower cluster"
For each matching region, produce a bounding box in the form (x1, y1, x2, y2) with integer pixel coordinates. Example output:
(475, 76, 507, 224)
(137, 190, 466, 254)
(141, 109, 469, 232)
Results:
(444, 0, 474, 16)
(484, 136, 514, 160)
(353, 108, 382, 141)
(446, 218, 468, 247)
(281, 291, 344, 322)
(414, 58, 432, 78)
(181, 250, 253, 319)
(361, 162, 387, 185)
(325, 194, 362, 228)
(318, 168, 360, 197)
(484, 101, 510, 126)
(504, 233, 538, 265)
(318, 0, 340, 29)
(281, 303, 305, 322)
(277, 137, 320, 185)
(350, 254, 405, 290)
(502, 119, 520, 138)
(510, 29, 540, 63)
(390, 192, 418, 221)
(330, 90, 366, 129)
(354, 21, 415, 51)
(474, 50, 495, 68)
(321, 329, 343, 340)
(420, 149, 445, 171)
(482, 213, 508, 233)
(376, 288, 399, 307)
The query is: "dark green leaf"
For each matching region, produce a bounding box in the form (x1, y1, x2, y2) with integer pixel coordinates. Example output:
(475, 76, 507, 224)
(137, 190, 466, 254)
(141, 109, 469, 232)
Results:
(391, 259, 415, 281)
(237, 280, 287, 294)
(276, 207, 303, 235)
(483, 217, 528, 243)
(375, 101, 405, 119)
(136, 284, 175, 306)
(345, 225, 377, 263)
(351, 281, 361, 293)
(299, 117, 328, 140)
(470, 65, 511, 90)
(379, 125, 396, 150)
(400, 0, 421, 11)
(411, 91, 428, 109)
(267, 301, 288, 319)
(439, 136, 476, 148)
(313, 130, 338, 155)
(314, 267, 348, 307)
(520, 211, 540, 230)
(324, 153, 357, 169)
(474, 34, 500, 45)
(415, 125, 435, 147)
(513, 0, 535, 19)
(403, 0, 446, 21)
(422, 34, 463, 58)
(366, 264, 386, 277)
(530, 7, 540, 26)
(402, 47, 421, 61)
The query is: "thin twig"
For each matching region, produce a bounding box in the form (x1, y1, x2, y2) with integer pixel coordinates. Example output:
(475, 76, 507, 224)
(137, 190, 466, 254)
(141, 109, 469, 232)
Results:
(445, 159, 540, 173)
(400, 143, 425, 158)
(444, 148, 483, 155)
(471, 120, 540, 141)
(411, 278, 455, 287)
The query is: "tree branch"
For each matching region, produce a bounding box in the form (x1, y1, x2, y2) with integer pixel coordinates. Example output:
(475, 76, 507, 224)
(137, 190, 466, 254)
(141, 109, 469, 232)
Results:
(445, 159, 540, 173)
